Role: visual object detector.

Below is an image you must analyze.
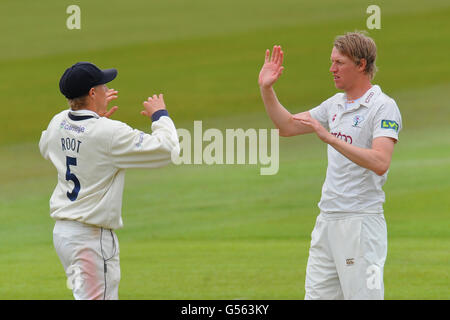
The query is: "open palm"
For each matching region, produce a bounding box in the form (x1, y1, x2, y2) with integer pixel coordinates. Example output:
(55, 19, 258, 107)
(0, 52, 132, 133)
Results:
(258, 45, 284, 88)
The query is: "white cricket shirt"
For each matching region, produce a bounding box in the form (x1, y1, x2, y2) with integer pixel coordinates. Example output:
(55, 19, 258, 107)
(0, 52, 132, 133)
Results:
(309, 85, 402, 214)
(39, 109, 180, 229)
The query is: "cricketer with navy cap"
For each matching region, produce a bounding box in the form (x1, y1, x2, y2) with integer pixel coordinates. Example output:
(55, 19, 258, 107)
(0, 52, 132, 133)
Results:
(39, 62, 180, 299)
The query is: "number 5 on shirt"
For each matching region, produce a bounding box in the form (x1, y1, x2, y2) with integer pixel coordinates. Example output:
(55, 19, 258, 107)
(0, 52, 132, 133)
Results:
(66, 156, 80, 201)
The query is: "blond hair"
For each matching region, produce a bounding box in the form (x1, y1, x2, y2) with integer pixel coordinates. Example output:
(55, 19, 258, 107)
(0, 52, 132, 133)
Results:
(68, 95, 88, 110)
(334, 31, 378, 80)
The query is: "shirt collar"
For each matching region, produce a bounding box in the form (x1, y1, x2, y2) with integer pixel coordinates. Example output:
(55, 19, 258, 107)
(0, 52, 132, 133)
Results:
(68, 108, 100, 119)
(337, 85, 381, 110)
(359, 85, 381, 108)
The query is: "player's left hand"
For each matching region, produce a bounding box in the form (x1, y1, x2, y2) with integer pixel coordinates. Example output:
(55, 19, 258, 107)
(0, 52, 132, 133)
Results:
(99, 88, 119, 118)
(141, 94, 166, 118)
(293, 113, 332, 144)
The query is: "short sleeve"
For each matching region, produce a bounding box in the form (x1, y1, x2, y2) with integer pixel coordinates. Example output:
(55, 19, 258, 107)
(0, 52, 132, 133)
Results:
(372, 99, 402, 142)
(309, 100, 330, 131)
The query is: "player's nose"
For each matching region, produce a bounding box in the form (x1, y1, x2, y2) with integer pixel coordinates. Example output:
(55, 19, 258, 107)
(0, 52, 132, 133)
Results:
(329, 63, 337, 73)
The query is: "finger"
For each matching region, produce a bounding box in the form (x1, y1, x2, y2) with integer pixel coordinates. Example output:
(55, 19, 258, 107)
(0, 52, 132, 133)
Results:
(295, 117, 308, 123)
(278, 50, 284, 67)
(276, 46, 282, 64)
(271, 45, 278, 63)
(273, 46, 279, 65)
(106, 90, 117, 96)
(276, 66, 284, 77)
(152, 94, 157, 99)
(274, 47, 282, 65)
(104, 106, 118, 118)
(140, 110, 149, 117)
(275, 46, 281, 64)
(265, 49, 270, 63)
(299, 120, 312, 126)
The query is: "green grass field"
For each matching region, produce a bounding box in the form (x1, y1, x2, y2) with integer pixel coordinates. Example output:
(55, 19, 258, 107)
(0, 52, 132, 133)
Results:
(0, 0, 449, 299)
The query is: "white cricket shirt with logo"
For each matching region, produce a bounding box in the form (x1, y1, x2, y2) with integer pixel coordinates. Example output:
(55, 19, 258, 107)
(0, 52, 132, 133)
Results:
(309, 85, 402, 214)
(39, 109, 180, 230)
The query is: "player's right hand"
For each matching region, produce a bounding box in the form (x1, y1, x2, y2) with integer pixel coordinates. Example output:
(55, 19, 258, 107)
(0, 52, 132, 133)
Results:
(101, 88, 119, 118)
(141, 94, 166, 118)
(258, 45, 285, 89)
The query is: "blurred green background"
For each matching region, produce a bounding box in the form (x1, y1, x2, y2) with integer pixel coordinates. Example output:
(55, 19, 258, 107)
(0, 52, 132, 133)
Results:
(0, 0, 449, 299)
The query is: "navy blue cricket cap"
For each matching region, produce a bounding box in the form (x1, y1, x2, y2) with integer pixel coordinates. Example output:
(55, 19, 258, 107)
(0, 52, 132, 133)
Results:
(59, 62, 117, 99)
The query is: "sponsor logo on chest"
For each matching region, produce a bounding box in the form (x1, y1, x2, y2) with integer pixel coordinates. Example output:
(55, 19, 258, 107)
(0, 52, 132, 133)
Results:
(330, 131, 353, 144)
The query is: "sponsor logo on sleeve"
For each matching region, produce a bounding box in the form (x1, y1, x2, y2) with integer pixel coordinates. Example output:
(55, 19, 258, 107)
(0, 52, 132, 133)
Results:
(135, 131, 145, 148)
(381, 120, 399, 132)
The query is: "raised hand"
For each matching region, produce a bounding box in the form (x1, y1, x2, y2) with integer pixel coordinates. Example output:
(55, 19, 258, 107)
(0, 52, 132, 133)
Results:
(258, 45, 285, 88)
(141, 94, 166, 118)
(99, 88, 119, 118)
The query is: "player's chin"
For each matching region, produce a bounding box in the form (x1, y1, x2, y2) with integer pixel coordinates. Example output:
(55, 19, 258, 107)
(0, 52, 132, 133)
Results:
(333, 79, 345, 90)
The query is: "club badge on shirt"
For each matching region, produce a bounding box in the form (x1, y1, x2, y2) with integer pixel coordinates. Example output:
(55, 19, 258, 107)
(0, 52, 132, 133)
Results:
(352, 115, 365, 128)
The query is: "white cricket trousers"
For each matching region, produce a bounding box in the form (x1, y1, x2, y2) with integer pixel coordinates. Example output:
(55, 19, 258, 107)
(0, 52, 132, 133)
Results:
(53, 220, 121, 300)
(305, 212, 387, 300)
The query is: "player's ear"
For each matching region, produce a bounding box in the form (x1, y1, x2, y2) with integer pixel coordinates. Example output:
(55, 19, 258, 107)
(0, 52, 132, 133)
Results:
(358, 58, 367, 73)
(88, 87, 96, 97)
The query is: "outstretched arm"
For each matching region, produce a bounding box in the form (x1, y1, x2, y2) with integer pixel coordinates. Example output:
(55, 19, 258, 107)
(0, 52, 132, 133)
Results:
(259, 45, 314, 137)
(294, 113, 395, 176)
(110, 93, 180, 169)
